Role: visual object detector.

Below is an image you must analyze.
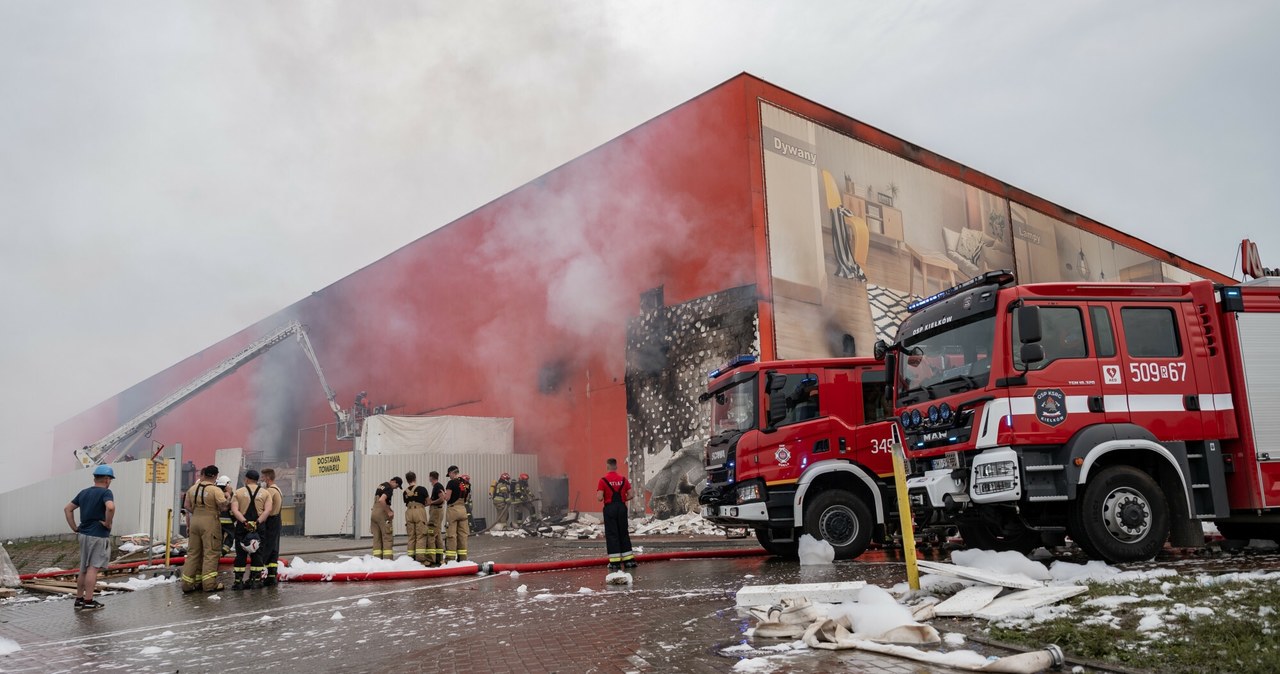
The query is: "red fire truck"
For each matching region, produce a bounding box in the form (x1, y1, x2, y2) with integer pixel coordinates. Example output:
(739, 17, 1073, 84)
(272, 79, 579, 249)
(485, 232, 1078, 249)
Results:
(883, 269, 1280, 562)
(698, 355, 898, 559)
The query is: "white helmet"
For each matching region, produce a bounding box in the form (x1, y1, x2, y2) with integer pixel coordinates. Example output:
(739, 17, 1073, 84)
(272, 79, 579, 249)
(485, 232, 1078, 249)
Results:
(240, 533, 261, 554)
(216, 476, 231, 487)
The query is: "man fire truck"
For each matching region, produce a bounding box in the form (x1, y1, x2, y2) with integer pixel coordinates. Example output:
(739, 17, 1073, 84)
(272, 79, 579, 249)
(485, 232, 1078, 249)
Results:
(883, 268, 1280, 563)
(698, 355, 898, 559)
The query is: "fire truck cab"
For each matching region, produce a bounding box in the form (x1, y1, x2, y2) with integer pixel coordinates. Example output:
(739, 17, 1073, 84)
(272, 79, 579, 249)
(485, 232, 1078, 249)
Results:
(886, 270, 1280, 563)
(698, 355, 897, 559)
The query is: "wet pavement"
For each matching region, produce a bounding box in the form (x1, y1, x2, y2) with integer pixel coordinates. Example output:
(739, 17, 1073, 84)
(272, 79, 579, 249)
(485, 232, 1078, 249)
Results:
(4, 535, 1279, 673)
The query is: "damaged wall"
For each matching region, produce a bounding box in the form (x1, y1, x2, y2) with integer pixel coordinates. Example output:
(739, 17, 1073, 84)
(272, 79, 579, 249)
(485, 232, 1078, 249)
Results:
(625, 284, 759, 517)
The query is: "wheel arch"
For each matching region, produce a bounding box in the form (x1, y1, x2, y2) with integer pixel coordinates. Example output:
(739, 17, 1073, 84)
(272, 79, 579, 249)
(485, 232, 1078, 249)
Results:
(793, 460, 884, 528)
(1077, 439, 1194, 520)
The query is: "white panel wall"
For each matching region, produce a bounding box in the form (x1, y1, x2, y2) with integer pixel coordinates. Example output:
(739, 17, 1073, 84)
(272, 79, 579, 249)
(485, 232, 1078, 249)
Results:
(0, 460, 176, 540)
(350, 453, 540, 538)
(303, 452, 353, 537)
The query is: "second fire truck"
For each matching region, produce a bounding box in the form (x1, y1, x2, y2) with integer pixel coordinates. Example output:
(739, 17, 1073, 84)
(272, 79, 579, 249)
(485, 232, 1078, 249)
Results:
(884, 269, 1280, 562)
(698, 355, 898, 559)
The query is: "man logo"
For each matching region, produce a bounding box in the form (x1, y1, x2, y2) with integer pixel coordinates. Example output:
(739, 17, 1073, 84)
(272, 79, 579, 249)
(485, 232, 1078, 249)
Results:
(1103, 365, 1121, 385)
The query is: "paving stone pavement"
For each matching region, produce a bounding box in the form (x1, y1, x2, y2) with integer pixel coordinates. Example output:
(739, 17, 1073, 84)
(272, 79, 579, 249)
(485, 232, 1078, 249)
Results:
(1, 535, 1000, 673)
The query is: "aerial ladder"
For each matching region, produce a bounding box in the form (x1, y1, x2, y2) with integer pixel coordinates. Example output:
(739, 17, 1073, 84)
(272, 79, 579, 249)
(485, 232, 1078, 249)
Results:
(74, 320, 357, 468)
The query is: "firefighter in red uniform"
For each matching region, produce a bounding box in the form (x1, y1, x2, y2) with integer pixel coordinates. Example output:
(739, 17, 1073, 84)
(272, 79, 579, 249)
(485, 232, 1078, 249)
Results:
(597, 457, 637, 571)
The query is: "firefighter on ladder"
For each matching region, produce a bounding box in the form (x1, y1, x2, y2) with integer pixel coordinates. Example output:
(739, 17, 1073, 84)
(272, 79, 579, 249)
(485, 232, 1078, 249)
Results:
(181, 465, 227, 592)
(425, 470, 446, 565)
(231, 469, 271, 590)
(489, 472, 513, 529)
(442, 466, 470, 563)
(370, 476, 402, 560)
(402, 471, 429, 563)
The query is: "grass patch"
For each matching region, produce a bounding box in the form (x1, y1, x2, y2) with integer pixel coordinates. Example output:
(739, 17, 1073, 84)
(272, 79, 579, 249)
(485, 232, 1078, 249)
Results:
(988, 579, 1280, 673)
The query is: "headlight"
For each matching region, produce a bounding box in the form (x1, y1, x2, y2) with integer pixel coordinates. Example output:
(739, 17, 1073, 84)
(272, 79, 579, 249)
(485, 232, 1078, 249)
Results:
(736, 483, 763, 504)
(900, 411, 912, 428)
(939, 403, 952, 421)
(974, 461, 1016, 478)
(910, 409, 922, 427)
(928, 405, 940, 423)
(974, 479, 1017, 495)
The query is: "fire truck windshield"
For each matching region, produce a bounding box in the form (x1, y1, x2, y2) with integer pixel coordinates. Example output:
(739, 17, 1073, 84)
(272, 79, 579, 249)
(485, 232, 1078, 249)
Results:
(896, 314, 996, 405)
(709, 377, 757, 434)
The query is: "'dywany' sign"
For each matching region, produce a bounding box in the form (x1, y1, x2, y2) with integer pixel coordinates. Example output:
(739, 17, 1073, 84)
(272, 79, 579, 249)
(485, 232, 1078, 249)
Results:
(308, 452, 350, 477)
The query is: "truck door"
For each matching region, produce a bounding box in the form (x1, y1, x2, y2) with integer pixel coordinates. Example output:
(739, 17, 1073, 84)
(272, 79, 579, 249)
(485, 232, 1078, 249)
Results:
(1087, 304, 1131, 425)
(1112, 302, 1203, 440)
(853, 367, 896, 479)
(758, 368, 826, 484)
(1010, 303, 1107, 444)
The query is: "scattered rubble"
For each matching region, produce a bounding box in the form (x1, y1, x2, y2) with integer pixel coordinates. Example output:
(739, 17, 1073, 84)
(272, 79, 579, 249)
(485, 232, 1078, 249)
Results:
(485, 511, 729, 540)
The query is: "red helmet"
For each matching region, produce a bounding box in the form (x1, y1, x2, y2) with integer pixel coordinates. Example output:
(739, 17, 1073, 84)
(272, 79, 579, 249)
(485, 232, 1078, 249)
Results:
(461, 474, 470, 482)
(500, 472, 510, 481)
(519, 473, 529, 481)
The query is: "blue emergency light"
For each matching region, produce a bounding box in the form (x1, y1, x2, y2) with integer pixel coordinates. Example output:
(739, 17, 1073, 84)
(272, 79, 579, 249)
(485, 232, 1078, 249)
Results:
(907, 270, 1015, 313)
(708, 354, 758, 379)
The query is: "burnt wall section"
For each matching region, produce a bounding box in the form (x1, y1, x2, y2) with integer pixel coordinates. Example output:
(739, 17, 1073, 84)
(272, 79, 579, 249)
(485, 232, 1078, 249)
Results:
(625, 284, 759, 517)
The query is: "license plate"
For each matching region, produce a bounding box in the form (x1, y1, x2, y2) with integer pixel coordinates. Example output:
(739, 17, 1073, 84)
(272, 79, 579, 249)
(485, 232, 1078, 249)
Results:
(708, 448, 727, 466)
(931, 451, 961, 471)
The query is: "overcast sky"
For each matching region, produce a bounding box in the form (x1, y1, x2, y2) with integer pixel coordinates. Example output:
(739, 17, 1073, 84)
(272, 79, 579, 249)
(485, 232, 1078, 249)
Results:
(1, 1, 1276, 493)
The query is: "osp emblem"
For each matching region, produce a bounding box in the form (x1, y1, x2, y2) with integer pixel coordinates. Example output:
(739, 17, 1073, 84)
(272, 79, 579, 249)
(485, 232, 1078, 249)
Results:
(963, 295, 973, 310)
(775, 446, 791, 466)
(1035, 388, 1067, 427)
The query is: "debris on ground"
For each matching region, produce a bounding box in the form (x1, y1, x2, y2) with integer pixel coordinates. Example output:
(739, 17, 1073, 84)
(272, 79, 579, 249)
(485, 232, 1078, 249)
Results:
(0, 544, 19, 588)
(485, 511, 728, 540)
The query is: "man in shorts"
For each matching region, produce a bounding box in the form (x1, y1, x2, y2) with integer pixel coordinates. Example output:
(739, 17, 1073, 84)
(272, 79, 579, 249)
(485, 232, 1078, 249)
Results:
(63, 465, 116, 610)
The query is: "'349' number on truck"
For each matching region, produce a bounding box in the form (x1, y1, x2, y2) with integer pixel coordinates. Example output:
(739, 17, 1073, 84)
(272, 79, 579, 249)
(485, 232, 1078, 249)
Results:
(1129, 361, 1188, 383)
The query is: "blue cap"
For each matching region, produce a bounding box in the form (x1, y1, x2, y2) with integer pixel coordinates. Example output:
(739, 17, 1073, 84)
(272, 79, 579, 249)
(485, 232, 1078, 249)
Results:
(93, 465, 115, 478)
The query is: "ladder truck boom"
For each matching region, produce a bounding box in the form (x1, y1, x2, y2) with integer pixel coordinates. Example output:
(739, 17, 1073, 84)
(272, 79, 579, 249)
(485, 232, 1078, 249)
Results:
(74, 320, 354, 468)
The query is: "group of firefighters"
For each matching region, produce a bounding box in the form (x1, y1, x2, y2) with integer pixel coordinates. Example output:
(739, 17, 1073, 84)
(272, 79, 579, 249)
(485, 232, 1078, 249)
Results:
(368, 465, 476, 564)
(487, 472, 535, 529)
(181, 464, 284, 593)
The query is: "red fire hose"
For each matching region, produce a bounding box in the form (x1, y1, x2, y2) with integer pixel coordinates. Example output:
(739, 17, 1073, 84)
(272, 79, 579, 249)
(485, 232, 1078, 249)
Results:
(18, 556, 285, 581)
(280, 547, 767, 582)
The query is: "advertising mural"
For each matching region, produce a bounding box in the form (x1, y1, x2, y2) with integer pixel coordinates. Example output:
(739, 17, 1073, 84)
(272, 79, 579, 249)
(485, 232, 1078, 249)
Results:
(761, 102, 1198, 360)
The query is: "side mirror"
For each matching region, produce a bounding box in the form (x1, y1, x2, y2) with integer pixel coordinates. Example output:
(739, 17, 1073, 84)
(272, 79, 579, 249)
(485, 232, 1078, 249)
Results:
(873, 340, 889, 361)
(1017, 306, 1042, 344)
(1020, 343, 1045, 366)
(765, 372, 788, 430)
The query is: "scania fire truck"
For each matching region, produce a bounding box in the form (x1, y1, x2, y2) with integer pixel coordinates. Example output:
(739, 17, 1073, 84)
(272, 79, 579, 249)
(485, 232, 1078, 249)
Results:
(698, 355, 898, 559)
(884, 269, 1280, 562)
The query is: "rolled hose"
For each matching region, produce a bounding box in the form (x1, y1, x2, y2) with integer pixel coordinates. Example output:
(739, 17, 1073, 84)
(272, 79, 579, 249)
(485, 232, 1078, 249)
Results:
(19, 556, 253, 581)
(281, 547, 768, 582)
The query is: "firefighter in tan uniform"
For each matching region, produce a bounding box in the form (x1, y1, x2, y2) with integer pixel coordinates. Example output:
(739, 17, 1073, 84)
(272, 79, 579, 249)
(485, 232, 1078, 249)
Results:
(181, 465, 228, 592)
(442, 466, 471, 563)
(425, 471, 446, 565)
(402, 471, 429, 563)
(489, 473, 513, 529)
(230, 469, 271, 590)
(370, 476, 402, 560)
(260, 468, 284, 586)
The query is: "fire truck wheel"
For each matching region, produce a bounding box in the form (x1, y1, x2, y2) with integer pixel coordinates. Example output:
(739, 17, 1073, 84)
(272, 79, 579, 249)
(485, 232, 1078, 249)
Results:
(1077, 466, 1170, 563)
(804, 491, 873, 560)
(754, 528, 799, 559)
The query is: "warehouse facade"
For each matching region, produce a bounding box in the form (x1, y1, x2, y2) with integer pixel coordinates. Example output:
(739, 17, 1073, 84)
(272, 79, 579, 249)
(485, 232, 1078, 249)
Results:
(53, 74, 1228, 512)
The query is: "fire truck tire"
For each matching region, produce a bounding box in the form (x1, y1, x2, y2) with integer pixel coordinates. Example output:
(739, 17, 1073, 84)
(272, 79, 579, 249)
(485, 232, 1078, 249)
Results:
(803, 491, 874, 560)
(754, 528, 799, 559)
(1076, 466, 1170, 563)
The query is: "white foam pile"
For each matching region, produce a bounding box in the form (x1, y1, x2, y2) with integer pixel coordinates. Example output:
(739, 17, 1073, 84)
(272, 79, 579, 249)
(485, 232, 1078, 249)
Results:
(797, 535, 835, 566)
(950, 549, 1051, 581)
(606, 571, 633, 585)
(356, 598, 373, 606)
(280, 555, 477, 578)
(103, 574, 177, 591)
(0, 636, 20, 655)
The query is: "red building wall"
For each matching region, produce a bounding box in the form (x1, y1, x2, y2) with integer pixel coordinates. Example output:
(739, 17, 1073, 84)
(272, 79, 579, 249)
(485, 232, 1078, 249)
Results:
(53, 74, 1231, 507)
(54, 76, 763, 506)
